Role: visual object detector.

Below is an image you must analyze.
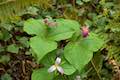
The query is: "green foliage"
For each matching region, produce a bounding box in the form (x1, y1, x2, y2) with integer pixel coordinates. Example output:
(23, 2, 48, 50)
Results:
(47, 19, 80, 41)
(0, 29, 12, 41)
(80, 33, 104, 52)
(0, 0, 119, 80)
(76, 0, 91, 5)
(32, 68, 53, 80)
(64, 41, 92, 71)
(18, 37, 29, 48)
(24, 19, 47, 36)
(30, 36, 57, 62)
(61, 62, 76, 75)
(7, 44, 19, 53)
(24, 18, 103, 79)
(64, 33, 103, 72)
(24, 18, 82, 63)
(76, 0, 84, 5)
(1, 73, 12, 80)
(0, 0, 52, 22)
(0, 55, 10, 63)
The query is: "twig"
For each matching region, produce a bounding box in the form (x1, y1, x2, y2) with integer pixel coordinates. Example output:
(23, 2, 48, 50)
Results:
(22, 60, 26, 75)
(91, 60, 102, 80)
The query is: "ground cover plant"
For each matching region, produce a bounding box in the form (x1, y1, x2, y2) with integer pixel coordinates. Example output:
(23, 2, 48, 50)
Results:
(0, 0, 120, 80)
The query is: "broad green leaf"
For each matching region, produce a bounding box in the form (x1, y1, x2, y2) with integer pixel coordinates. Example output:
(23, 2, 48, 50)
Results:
(80, 33, 104, 52)
(30, 36, 57, 62)
(32, 68, 53, 80)
(55, 19, 80, 32)
(64, 42, 93, 71)
(7, 44, 19, 53)
(40, 50, 57, 67)
(24, 18, 47, 36)
(48, 31, 75, 41)
(48, 19, 80, 41)
(61, 62, 76, 75)
(64, 33, 103, 71)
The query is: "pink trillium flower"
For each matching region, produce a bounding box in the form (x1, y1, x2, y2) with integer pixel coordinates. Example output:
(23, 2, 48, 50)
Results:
(82, 26, 89, 37)
(48, 57, 64, 74)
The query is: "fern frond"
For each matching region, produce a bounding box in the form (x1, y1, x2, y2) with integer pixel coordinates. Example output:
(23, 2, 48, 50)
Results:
(0, 0, 52, 22)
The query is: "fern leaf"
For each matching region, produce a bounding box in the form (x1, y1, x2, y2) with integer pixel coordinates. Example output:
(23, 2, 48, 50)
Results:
(0, 0, 52, 22)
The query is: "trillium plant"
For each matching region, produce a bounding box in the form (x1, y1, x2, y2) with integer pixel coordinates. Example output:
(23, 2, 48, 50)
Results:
(23, 17, 103, 80)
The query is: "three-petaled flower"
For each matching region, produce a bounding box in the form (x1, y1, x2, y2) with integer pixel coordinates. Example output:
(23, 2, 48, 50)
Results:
(82, 26, 89, 37)
(48, 57, 64, 74)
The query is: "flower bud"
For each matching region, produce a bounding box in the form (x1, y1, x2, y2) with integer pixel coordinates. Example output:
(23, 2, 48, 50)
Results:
(82, 26, 89, 37)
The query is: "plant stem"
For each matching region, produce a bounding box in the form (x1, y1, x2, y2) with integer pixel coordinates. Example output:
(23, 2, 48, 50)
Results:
(91, 60, 102, 80)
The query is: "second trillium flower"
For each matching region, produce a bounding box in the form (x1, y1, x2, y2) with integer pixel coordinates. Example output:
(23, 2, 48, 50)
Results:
(48, 57, 64, 74)
(82, 26, 89, 37)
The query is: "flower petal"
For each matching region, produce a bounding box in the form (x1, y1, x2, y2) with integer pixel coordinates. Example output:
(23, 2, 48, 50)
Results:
(57, 66, 64, 74)
(76, 75, 81, 80)
(48, 65, 56, 73)
(48, 22, 57, 27)
(55, 57, 61, 65)
(82, 26, 89, 37)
